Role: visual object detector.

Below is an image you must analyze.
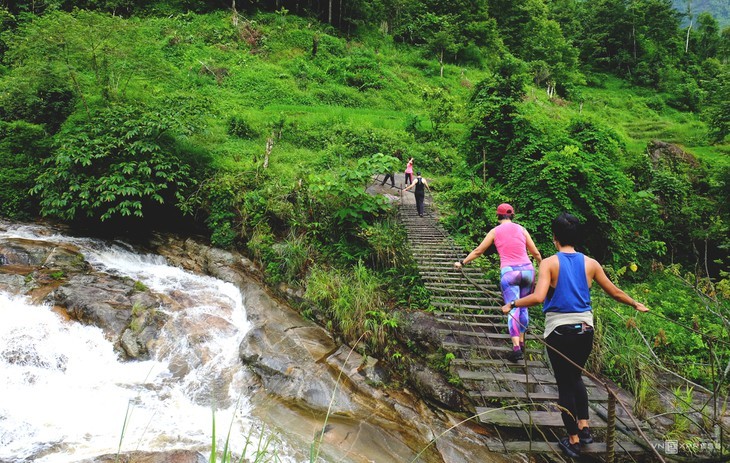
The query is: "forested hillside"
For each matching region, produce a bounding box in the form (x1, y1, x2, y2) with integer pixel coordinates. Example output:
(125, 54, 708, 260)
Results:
(0, 0, 729, 414)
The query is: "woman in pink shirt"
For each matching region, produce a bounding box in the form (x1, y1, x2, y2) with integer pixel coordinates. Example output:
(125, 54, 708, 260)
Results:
(404, 157, 414, 185)
(454, 203, 542, 362)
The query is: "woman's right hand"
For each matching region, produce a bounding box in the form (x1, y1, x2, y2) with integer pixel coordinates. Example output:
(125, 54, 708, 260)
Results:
(634, 302, 649, 312)
(453, 261, 462, 269)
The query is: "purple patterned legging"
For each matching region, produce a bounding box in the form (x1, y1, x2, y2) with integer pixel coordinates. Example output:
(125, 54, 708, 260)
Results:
(500, 263, 535, 337)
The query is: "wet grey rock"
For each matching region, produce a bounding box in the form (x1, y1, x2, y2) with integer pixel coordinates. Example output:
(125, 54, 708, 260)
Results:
(75, 450, 206, 463)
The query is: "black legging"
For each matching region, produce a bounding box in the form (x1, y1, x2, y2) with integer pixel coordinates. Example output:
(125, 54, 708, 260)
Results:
(546, 330, 594, 436)
(415, 192, 425, 216)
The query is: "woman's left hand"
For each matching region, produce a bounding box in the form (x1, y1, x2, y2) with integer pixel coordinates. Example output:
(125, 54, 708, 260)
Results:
(501, 304, 511, 314)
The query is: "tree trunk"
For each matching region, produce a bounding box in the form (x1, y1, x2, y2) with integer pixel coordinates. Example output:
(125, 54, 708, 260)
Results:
(264, 134, 274, 169)
(685, 0, 693, 53)
(439, 49, 444, 78)
(482, 148, 486, 183)
(328, 0, 332, 24)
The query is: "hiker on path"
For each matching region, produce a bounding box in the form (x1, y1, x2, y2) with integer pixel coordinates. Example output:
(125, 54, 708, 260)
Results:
(403, 171, 430, 216)
(381, 149, 401, 188)
(404, 157, 414, 185)
(499, 212, 648, 458)
(380, 172, 395, 188)
(454, 203, 541, 362)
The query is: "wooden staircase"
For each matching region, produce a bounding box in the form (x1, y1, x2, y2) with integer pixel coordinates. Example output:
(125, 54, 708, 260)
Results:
(398, 201, 651, 459)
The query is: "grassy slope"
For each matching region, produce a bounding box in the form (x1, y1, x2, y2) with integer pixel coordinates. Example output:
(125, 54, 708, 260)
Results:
(111, 11, 727, 179)
(522, 76, 730, 167)
(130, 12, 488, 181)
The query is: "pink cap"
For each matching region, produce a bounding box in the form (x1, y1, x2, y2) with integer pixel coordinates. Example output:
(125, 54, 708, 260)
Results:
(496, 203, 514, 215)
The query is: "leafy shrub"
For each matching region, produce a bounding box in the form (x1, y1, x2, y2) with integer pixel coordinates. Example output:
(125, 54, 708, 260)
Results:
(311, 85, 366, 107)
(666, 79, 704, 112)
(227, 115, 259, 139)
(31, 104, 199, 223)
(584, 73, 607, 88)
(0, 121, 49, 218)
(0, 67, 76, 133)
(645, 95, 666, 112)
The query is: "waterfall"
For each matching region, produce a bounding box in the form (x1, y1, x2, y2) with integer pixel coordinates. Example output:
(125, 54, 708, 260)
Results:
(0, 223, 298, 463)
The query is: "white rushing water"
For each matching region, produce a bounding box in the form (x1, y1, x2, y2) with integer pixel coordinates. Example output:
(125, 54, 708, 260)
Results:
(0, 223, 297, 462)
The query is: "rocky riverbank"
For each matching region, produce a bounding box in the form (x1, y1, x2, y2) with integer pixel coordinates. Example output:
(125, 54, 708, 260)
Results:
(0, 220, 515, 463)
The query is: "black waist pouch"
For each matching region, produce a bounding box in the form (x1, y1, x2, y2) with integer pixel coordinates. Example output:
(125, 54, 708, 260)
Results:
(554, 323, 594, 335)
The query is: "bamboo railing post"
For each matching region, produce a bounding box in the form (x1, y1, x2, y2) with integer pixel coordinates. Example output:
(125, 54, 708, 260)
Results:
(606, 390, 617, 463)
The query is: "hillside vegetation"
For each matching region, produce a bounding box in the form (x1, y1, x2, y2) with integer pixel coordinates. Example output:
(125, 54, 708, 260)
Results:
(0, 0, 729, 423)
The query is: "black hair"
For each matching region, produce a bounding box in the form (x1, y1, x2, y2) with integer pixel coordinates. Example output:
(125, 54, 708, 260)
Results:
(551, 212, 581, 246)
(497, 213, 515, 221)
(416, 171, 422, 176)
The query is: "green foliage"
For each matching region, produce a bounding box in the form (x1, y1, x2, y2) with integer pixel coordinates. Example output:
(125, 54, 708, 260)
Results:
(305, 261, 387, 343)
(594, 268, 730, 388)
(360, 217, 408, 270)
(227, 116, 259, 139)
(704, 67, 730, 143)
(31, 104, 202, 223)
(0, 65, 75, 133)
(464, 55, 530, 177)
(421, 86, 455, 138)
(0, 121, 49, 218)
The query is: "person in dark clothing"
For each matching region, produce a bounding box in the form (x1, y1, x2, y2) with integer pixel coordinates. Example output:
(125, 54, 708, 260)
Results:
(380, 172, 395, 187)
(500, 213, 648, 458)
(403, 171, 430, 216)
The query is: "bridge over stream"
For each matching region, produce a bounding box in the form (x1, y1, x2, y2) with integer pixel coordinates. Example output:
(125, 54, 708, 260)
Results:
(376, 174, 729, 463)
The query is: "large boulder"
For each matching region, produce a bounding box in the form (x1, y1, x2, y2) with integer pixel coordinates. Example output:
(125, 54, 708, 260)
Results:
(48, 274, 169, 359)
(646, 139, 701, 175)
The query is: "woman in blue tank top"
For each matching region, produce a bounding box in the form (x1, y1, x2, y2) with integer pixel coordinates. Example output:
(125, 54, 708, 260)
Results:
(500, 213, 649, 458)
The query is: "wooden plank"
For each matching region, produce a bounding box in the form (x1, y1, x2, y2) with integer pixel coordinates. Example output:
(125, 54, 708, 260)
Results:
(432, 302, 502, 310)
(459, 370, 555, 383)
(438, 329, 541, 340)
(426, 286, 499, 293)
(442, 342, 518, 353)
(498, 440, 648, 454)
(452, 358, 546, 368)
(434, 311, 505, 319)
(436, 316, 508, 325)
(431, 295, 495, 306)
(469, 389, 609, 402)
(476, 408, 569, 427)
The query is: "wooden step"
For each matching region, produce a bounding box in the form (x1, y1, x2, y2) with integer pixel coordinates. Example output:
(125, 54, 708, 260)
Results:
(459, 370, 556, 384)
(496, 440, 648, 454)
(476, 408, 582, 427)
(432, 302, 502, 310)
(469, 389, 609, 402)
(432, 295, 505, 303)
(439, 329, 541, 341)
(435, 315, 506, 324)
(419, 270, 479, 276)
(435, 311, 506, 319)
(443, 341, 519, 353)
(408, 248, 463, 254)
(426, 284, 498, 291)
(452, 358, 546, 368)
